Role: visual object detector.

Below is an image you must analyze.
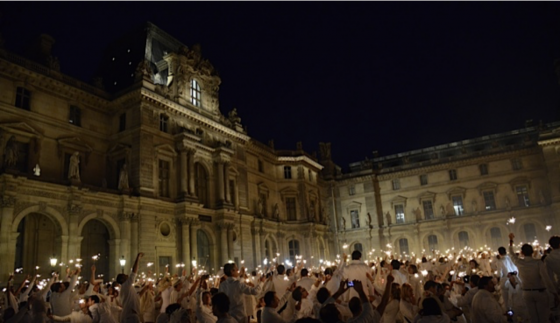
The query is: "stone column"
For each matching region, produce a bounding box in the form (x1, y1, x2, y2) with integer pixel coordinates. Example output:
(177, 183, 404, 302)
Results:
(252, 227, 262, 266)
(60, 235, 69, 265)
(181, 218, 191, 272)
(227, 225, 234, 261)
(216, 161, 225, 203)
(179, 150, 188, 196)
(130, 215, 139, 263)
(224, 163, 230, 203)
(0, 195, 16, 279)
(108, 239, 121, 278)
(119, 213, 132, 264)
(188, 149, 196, 196)
(219, 222, 230, 265)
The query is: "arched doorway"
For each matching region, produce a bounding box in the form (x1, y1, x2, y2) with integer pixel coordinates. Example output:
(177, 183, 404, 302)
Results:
(197, 229, 211, 270)
(15, 213, 61, 277)
(80, 220, 110, 282)
(264, 237, 277, 261)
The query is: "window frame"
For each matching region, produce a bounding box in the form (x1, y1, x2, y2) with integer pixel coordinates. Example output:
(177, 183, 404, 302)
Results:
(392, 178, 401, 190)
(452, 195, 464, 215)
(286, 197, 297, 221)
(422, 200, 435, 220)
(15, 87, 31, 110)
(449, 169, 458, 181)
(516, 185, 530, 207)
(350, 209, 360, 229)
(284, 166, 292, 179)
(191, 79, 202, 107)
(511, 158, 523, 171)
(420, 174, 428, 186)
(159, 114, 169, 133)
(395, 204, 405, 224)
(69, 105, 82, 127)
(483, 190, 496, 210)
(479, 164, 488, 176)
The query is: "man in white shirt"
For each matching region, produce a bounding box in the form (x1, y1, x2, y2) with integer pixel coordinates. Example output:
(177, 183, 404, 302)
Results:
(295, 268, 315, 292)
(196, 276, 217, 323)
(471, 276, 510, 323)
(50, 267, 80, 317)
(342, 251, 373, 300)
(455, 274, 479, 323)
(117, 252, 144, 323)
(218, 263, 264, 323)
(545, 235, 560, 293)
(496, 247, 518, 281)
(509, 233, 559, 323)
(389, 260, 408, 286)
(261, 286, 299, 323)
(272, 265, 291, 295)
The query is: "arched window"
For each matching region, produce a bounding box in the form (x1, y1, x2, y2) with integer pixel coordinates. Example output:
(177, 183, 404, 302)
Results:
(191, 79, 201, 107)
(197, 229, 210, 267)
(490, 227, 502, 250)
(458, 231, 469, 248)
(524, 223, 537, 242)
(288, 240, 300, 263)
(399, 238, 409, 255)
(353, 243, 363, 252)
(195, 163, 208, 206)
(427, 235, 438, 252)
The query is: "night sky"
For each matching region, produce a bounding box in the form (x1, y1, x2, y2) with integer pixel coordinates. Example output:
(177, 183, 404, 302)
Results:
(2, 2, 560, 170)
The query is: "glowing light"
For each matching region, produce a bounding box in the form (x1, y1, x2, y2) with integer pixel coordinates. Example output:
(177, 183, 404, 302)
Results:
(147, 262, 154, 267)
(421, 270, 428, 277)
(546, 225, 552, 232)
(508, 217, 516, 224)
(263, 258, 268, 265)
(342, 244, 348, 249)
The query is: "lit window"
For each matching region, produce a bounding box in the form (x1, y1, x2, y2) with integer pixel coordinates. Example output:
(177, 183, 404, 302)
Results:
(449, 169, 457, 181)
(284, 166, 292, 179)
(392, 179, 400, 190)
(350, 210, 360, 228)
(511, 158, 523, 170)
(479, 164, 488, 175)
(422, 200, 434, 219)
(420, 174, 428, 186)
(159, 114, 169, 133)
(395, 205, 405, 224)
(69, 106, 81, 126)
(15, 87, 31, 110)
(452, 195, 464, 215)
(191, 79, 201, 107)
(483, 191, 496, 210)
(516, 186, 530, 207)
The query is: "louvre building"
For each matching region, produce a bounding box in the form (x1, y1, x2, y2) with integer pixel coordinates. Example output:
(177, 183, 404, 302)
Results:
(0, 23, 559, 280)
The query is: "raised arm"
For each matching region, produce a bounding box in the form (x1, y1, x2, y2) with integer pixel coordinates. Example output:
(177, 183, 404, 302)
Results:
(132, 252, 144, 274)
(375, 274, 394, 316)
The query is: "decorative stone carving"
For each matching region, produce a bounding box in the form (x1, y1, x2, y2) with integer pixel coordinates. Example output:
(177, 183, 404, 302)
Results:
(68, 203, 82, 216)
(68, 151, 81, 181)
(228, 108, 241, 124)
(1, 195, 16, 208)
(119, 212, 135, 221)
(3, 135, 17, 168)
(118, 164, 129, 191)
(319, 142, 331, 160)
(135, 59, 152, 81)
(39, 201, 47, 213)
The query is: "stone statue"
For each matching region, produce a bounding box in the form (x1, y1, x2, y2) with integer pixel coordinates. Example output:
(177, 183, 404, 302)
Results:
(309, 201, 316, 221)
(258, 197, 264, 216)
(118, 163, 129, 191)
(273, 203, 280, 220)
(413, 207, 422, 221)
(68, 151, 80, 181)
(3, 135, 18, 168)
(505, 197, 510, 209)
(319, 142, 332, 160)
(385, 211, 392, 226)
(471, 199, 477, 213)
(539, 190, 546, 205)
(439, 205, 445, 216)
(228, 108, 241, 124)
(340, 217, 346, 230)
(366, 212, 372, 228)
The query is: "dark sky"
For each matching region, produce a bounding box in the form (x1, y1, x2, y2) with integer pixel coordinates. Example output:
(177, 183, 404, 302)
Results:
(2, 2, 560, 170)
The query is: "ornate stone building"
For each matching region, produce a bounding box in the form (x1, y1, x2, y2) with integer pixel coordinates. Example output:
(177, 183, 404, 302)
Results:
(330, 122, 560, 258)
(0, 23, 330, 280)
(1, 23, 559, 282)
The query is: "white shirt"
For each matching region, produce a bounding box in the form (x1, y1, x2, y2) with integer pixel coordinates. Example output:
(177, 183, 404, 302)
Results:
(272, 275, 291, 294)
(545, 248, 560, 293)
(121, 272, 141, 322)
(159, 287, 172, 313)
(343, 260, 373, 299)
(496, 255, 518, 279)
(509, 245, 556, 292)
(380, 299, 400, 323)
(296, 277, 315, 292)
(399, 299, 418, 323)
(391, 269, 408, 286)
(196, 289, 217, 323)
(51, 275, 78, 316)
(347, 301, 381, 323)
(218, 277, 261, 323)
(455, 286, 477, 321)
(471, 289, 507, 323)
(90, 303, 118, 323)
(51, 310, 93, 323)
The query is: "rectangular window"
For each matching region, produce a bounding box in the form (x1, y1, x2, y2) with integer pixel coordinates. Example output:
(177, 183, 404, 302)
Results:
(308, 170, 312, 182)
(159, 114, 168, 133)
(483, 191, 496, 210)
(395, 205, 405, 224)
(284, 166, 292, 179)
(524, 223, 537, 242)
(420, 174, 428, 186)
(479, 164, 488, 175)
(191, 79, 201, 107)
(229, 180, 236, 206)
(458, 231, 469, 247)
(15, 87, 31, 110)
(119, 113, 126, 132)
(428, 235, 438, 252)
(399, 238, 409, 255)
(350, 210, 360, 228)
(288, 240, 300, 263)
(516, 186, 530, 207)
(158, 159, 170, 198)
(258, 160, 263, 173)
(348, 185, 356, 196)
(286, 197, 297, 221)
(449, 169, 457, 181)
(452, 195, 464, 215)
(392, 179, 400, 190)
(422, 200, 434, 219)
(69, 106, 81, 126)
(511, 158, 523, 170)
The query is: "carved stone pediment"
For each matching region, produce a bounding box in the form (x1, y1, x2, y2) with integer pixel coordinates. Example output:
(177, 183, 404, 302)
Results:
(154, 144, 177, 157)
(390, 195, 408, 208)
(107, 143, 131, 161)
(417, 191, 437, 203)
(0, 122, 43, 138)
(476, 182, 498, 195)
(57, 137, 93, 163)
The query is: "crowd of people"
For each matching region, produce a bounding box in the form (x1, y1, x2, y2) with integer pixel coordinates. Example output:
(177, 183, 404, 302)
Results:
(2, 233, 560, 323)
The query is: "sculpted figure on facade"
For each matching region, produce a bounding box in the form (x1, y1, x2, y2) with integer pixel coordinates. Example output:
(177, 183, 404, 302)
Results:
(439, 205, 445, 216)
(319, 142, 331, 160)
(505, 197, 510, 209)
(309, 201, 316, 222)
(273, 203, 280, 220)
(385, 211, 392, 226)
(228, 108, 241, 124)
(471, 199, 477, 213)
(3, 135, 18, 168)
(340, 216, 346, 231)
(413, 207, 422, 221)
(258, 197, 264, 217)
(68, 152, 81, 181)
(118, 163, 129, 191)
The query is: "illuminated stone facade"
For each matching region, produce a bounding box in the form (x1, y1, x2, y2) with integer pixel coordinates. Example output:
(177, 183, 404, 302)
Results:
(0, 23, 559, 282)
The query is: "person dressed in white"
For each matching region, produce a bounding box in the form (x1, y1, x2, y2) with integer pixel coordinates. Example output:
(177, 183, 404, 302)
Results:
(502, 272, 529, 323)
(545, 235, 560, 294)
(380, 282, 401, 323)
(389, 260, 408, 286)
(399, 283, 419, 323)
(454, 275, 479, 323)
(50, 268, 80, 317)
(116, 252, 144, 323)
(412, 297, 450, 323)
(343, 251, 374, 301)
(50, 298, 93, 323)
(272, 265, 292, 295)
(212, 293, 238, 323)
(261, 285, 300, 323)
(295, 268, 315, 292)
(508, 233, 559, 323)
(87, 295, 116, 323)
(218, 263, 263, 323)
(195, 275, 217, 323)
(471, 276, 509, 323)
(495, 247, 518, 281)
